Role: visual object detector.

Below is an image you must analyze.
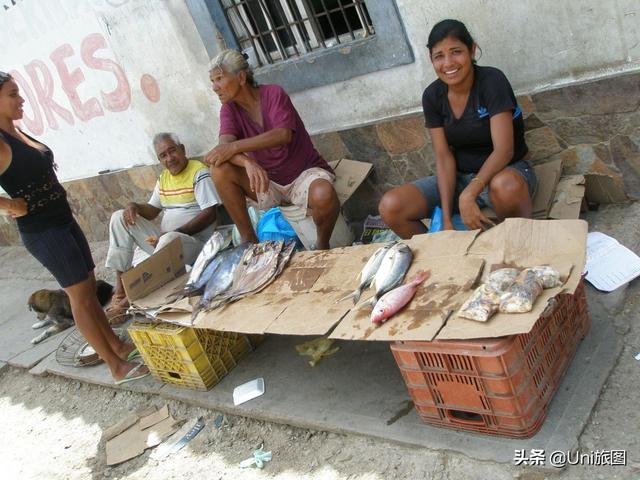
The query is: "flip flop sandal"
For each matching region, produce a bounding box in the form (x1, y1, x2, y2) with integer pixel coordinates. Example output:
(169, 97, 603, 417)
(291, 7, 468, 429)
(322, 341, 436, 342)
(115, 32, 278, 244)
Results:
(126, 348, 141, 361)
(115, 362, 150, 385)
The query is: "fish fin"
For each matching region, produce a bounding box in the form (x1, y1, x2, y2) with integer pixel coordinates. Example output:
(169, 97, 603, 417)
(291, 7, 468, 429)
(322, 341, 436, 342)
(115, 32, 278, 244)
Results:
(352, 287, 363, 305)
(336, 289, 357, 303)
(355, 296, 376, 309)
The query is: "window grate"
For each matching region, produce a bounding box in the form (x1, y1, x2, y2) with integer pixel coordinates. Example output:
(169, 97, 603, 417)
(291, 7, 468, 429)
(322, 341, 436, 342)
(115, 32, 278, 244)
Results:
(221, 0, 374, 67)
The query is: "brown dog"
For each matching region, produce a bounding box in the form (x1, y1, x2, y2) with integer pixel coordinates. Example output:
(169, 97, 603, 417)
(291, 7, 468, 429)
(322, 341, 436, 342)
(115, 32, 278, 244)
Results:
(28, 280, 114, 344)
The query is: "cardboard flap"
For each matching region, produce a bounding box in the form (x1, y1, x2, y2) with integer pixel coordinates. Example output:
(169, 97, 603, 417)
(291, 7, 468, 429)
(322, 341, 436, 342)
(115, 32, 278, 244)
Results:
(265, 291, 351, 335)
(437, 219, 587, 340)
(584, 172, 628, 204)
(330, 256, 484, 341)
(122, 238, 185, 302)
(331, 158, 373, 205)
(500, 219, 587, 270)
(549, 175, 585, 219)
(131, 274, 188, 310)
(531, 159, 563, 217)
(405, 229, 480, 258)
(194, 294, 288, 334)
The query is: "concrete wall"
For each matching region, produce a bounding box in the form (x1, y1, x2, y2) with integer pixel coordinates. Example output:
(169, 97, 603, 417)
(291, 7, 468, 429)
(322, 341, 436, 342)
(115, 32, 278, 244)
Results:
(2, 70, 638, 246)
(1, 0, 217, 181)
(1, 0, 639, 183)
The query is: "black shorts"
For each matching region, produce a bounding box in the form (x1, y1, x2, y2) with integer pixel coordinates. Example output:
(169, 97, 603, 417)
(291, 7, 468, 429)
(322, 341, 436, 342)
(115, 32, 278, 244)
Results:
(20, 219, 95, 288)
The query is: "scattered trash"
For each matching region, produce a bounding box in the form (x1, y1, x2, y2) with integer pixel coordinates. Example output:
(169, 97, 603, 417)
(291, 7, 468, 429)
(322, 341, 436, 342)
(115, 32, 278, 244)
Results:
(360, 215, 401, 244)
(585, 232, 640, 292)
(213, 414, 224, 429)
(239, 445, 272, 469)
(233, 378, 265, 406)
(150, 417, 205, 461)
(104, 405, 180, 465)
(295, 337, 340, 367)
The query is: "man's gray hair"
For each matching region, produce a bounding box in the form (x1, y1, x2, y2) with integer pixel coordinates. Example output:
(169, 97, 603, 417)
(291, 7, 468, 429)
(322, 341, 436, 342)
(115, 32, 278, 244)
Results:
(152, 132, 181, 149)
(208, 49, 257, 88)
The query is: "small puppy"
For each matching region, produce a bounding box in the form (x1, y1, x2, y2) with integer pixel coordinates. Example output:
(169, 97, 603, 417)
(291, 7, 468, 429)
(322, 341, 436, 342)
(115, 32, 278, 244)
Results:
(28, 279, 114, 344)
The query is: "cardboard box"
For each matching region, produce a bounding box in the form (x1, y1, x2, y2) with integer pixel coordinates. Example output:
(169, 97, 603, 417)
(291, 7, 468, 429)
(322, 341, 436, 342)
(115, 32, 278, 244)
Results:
(280, 159, 372, 250)
(127, 219, 587, 343)
(122, 238, 186, 308)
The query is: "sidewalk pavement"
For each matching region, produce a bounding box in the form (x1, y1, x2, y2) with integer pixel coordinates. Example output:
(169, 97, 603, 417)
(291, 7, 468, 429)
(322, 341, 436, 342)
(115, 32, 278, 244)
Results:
(0, 204, 638, 468)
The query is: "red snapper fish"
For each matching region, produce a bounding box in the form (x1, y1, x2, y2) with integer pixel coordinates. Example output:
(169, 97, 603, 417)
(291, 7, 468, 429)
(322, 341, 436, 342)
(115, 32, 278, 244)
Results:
(370, 270, 431, 325)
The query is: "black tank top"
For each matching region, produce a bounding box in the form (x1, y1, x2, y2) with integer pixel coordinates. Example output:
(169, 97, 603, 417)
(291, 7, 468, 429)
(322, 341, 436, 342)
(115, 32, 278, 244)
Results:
(0, 128, 73, 233)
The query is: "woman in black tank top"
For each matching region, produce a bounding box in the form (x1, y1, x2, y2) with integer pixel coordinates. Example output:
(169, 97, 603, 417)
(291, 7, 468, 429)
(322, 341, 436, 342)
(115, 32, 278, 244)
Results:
(0, 72, 149, 385)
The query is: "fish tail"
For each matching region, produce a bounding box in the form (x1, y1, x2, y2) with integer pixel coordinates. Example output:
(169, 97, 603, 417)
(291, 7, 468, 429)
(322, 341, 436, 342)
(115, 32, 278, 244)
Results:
(336, 289, 357, 303)
(412, 270, 431, 286)
(352, 287, 363, 305)
(356, 296, 377, 309)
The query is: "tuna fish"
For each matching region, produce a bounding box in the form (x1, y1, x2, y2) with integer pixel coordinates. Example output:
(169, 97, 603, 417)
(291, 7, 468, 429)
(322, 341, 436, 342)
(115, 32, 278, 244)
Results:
(200, 243, 251, 305)
(338, 241, 396, 304)
(185, 230, 231, 290)
(359, 242, 414, 308)
(370, 270, 430, 325)
(191, 242, 251, 319)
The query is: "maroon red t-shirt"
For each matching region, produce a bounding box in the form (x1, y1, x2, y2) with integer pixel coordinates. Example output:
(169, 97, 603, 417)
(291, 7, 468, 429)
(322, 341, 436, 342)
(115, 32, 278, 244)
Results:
(219, 84, 332, 185)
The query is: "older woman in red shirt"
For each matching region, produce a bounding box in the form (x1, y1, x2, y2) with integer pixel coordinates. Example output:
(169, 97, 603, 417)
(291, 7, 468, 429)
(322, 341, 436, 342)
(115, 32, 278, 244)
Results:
(204, 49, 339, 250)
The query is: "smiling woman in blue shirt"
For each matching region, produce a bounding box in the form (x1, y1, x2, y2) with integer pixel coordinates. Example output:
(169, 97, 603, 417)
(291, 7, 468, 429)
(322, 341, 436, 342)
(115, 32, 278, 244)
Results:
(379, 19, 537, 237)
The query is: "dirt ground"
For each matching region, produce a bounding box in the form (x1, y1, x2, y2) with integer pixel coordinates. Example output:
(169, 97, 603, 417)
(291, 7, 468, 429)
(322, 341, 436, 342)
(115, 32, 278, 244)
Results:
(1, 347, 638, 480)
(2, 206, 639, 479)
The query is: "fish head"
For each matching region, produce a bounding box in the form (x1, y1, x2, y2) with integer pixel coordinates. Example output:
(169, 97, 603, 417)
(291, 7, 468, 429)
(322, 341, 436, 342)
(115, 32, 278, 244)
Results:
(370, 304, 388, 325)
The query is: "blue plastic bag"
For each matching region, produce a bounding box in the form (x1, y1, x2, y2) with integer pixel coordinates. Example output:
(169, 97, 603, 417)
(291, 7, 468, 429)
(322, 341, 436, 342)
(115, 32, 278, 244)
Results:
(257, 207, 300, 244)
(429, 207, 468, 233)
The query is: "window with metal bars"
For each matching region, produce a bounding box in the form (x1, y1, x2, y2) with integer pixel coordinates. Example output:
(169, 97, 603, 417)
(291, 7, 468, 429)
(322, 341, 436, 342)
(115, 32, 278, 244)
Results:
(220, 0, 374, 66)
(187, 0, 413, 93)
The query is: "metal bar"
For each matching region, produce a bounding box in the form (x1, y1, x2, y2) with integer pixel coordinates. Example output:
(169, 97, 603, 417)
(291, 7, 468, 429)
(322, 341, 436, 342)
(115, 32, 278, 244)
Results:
(336, 0, 355, 40)
(227, 2, 269, 66)
(271, 0, 301, 56)
(353, 0, 372, 35)
(281, 0, 312, 53)
(298, 0, 326, 48)
(256, 0, 290, 60)
(318, 0, 339, 43)
(238, 0, 277, 64)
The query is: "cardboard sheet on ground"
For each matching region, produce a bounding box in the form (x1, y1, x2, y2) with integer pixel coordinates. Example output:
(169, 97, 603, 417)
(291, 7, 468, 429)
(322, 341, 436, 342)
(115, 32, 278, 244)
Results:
(532, 159, 563, 218)
(105, 405, 180, 466)
(438, 218, 587, 340)
(548, 175, 585, 219)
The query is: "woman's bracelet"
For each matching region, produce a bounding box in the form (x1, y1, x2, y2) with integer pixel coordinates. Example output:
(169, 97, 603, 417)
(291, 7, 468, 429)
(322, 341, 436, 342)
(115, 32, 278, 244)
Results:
(470, 177, 486, 189)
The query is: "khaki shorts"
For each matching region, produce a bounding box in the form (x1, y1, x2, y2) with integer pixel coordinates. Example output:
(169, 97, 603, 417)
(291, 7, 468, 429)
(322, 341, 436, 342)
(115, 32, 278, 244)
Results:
(249, 167, 336, 215)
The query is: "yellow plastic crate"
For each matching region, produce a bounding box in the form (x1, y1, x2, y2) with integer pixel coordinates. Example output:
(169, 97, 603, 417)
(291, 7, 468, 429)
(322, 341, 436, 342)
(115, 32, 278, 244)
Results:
(128, 321, 253, 391)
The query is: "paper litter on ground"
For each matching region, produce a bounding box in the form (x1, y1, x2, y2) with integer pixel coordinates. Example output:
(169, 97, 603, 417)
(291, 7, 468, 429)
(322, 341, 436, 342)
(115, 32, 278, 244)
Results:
(585, 232, 640, 292)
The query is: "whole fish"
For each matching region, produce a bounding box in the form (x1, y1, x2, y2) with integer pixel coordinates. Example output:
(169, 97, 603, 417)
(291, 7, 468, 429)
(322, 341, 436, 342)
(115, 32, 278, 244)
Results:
(338, 241, 396, 304)
(185, 230, 231, 289)
(201, 243, 251, 306)
(225, 239, 296, 304)
(191, 243, 251, 320)
(208, 240, 284, 310)
(371, 270, 430, 325)
(360, 242, 413, 308)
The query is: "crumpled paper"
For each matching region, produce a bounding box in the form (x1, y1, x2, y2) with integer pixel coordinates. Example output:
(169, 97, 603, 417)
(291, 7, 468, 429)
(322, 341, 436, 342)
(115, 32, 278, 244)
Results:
(295, 337, 339, 367)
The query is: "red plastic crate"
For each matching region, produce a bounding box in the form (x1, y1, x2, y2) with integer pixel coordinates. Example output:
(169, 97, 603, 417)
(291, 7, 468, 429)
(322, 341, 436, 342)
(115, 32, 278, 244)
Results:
(391, 280, 589, 438)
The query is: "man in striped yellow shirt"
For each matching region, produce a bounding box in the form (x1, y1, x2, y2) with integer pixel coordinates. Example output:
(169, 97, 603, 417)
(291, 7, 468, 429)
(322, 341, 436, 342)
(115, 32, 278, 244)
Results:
(105, 132, 221, 321)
